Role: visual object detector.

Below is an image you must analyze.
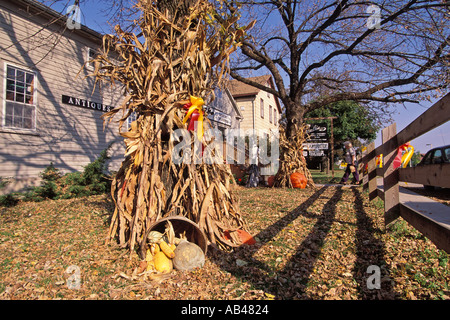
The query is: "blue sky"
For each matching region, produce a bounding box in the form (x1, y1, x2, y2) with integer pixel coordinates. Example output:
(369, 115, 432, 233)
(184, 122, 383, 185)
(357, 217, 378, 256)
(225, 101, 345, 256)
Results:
(374, 99, 450, 154)
(53, 1, 449, 155)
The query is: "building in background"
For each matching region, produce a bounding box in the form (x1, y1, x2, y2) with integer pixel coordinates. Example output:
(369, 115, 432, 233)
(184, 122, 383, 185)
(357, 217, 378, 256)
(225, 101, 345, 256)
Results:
(228, 75, 281, 134)
(0, 0, 123, 193)
(227, 75, 282, 183)
(207, 87, 242, 135)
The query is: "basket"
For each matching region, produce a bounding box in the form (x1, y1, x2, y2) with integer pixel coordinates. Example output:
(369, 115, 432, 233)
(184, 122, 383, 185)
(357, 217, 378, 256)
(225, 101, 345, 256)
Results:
(140, 216, 208, 259)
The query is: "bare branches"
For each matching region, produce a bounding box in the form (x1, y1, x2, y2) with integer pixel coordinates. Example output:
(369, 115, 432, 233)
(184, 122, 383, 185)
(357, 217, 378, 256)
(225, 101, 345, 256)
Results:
(227, 0, 449, 114)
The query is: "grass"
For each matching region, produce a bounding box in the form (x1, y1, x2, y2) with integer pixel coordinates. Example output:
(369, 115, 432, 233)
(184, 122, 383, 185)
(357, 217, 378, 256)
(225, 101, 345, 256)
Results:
(0, 186, 449, 300)
(310, 167, 346, 184)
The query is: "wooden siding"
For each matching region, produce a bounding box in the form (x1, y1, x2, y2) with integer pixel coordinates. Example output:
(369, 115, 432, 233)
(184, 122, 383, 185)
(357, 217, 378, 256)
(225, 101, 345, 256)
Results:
(0, 1, 125, 180)
(235, 90, 279, 133)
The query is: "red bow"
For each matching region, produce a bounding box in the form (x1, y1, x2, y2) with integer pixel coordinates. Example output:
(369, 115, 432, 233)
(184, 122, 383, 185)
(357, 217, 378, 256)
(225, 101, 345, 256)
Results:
(393, 142, 411, 169)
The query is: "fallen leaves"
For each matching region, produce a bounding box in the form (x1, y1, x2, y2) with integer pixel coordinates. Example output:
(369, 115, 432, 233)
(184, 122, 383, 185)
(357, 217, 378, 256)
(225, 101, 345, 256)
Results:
(0, 188, 449, 300)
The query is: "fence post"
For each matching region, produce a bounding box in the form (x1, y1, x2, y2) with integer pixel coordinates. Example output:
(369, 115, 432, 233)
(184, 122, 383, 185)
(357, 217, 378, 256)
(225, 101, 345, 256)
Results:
(362, 152, 368, 191)
(366, 142, 377, 201)
(382, 123, 400, 226)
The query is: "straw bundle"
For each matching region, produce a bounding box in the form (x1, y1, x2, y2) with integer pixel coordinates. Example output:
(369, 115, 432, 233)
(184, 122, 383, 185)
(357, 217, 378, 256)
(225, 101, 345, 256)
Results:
(89, 0, 255, 254)
(273, 124, 315, 188)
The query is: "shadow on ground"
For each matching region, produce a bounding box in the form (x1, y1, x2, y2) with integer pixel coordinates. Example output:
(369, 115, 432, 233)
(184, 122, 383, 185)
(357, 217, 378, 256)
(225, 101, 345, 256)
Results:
(209, 186, 395, 299)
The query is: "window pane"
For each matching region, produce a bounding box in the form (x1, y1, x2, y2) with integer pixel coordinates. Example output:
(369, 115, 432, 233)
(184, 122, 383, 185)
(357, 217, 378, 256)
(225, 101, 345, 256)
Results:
(6, 79, 15, 91)
(432, 149, 442, 164)
(6, 66, 15, 79)
(26, 83, 34, 95)
(269, 106, 272, 123)
(14, 104, 23, 118)
(23, 105, 33, 118)
(25, 94, 34, 104)
(26, 73, 34, 85)
(15, 93, 25, 103)
(422, 153, 431, 164)
(13, 116, 23, 128)
(23, 117, 33, 129)
(16, 70, 24, 82)
(5, 103, 13, 116)
(4, 114, 13, 127)
(260, 99, 264, 118)
(6, 90, 15, 101)
(16, 81, 25, 94)
(444, 147, 450, 162)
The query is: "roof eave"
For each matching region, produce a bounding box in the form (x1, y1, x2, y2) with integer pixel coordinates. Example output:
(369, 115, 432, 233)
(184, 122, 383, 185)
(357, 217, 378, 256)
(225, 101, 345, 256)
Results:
(13, 0, 104, 44)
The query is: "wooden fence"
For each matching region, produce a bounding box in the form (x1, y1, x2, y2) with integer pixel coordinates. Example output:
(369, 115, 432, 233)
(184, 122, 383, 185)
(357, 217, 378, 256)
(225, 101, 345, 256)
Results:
(361, 93, 450, 253)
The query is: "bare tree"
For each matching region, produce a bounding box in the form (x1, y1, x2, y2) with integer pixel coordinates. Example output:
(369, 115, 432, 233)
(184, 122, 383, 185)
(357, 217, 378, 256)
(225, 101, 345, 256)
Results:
(224, 0, 449, 186)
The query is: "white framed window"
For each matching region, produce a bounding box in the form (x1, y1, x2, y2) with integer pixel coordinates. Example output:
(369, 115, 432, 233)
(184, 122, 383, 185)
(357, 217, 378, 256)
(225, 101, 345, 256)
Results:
(274, 109, 278, 125)
(269, 105, 273, 123)
(260, 98, 264, 119)
(86, 48, 96, 70)
(3, 64, 37, 130)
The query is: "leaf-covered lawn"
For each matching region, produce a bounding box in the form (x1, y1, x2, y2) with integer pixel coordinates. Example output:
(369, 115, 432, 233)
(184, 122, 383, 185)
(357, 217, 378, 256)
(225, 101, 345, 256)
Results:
(0, 186, 449, 300)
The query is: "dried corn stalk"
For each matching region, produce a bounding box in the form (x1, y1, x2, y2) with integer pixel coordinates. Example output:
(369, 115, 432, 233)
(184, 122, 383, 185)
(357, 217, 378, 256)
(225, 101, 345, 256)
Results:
(89, 0, 255, 254)
(273, 124, 315, 188)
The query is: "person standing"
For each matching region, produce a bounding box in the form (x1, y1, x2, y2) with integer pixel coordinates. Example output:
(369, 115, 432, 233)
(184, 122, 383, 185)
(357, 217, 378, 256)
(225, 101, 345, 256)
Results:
(340, 141, 360, 184)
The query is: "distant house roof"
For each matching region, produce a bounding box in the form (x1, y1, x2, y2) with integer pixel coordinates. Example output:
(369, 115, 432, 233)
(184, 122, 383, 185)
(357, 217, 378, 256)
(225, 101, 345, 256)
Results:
(228, 75, 271, 98)
(228, 75, 282, 113)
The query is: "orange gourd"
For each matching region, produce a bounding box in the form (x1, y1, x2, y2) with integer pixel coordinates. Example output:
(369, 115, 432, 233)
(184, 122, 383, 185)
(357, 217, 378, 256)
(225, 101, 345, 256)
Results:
(237, 229, 256, 245)
(223, 229, 256, 245)
(290, 172, 307, 189)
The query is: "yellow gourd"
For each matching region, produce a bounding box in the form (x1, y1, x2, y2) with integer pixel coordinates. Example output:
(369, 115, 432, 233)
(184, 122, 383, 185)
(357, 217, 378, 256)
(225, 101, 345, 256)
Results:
(145, 249, 153, 262)
(153, 251, 173, 273)
(150, 243, 160, 255)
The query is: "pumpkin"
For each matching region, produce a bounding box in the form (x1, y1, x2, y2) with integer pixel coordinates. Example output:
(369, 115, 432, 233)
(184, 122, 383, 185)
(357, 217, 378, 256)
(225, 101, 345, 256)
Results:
(153, 251, 173, 273)
(223, 229, 256, 245)
(267, 175, 275, 187)
(237, 229, 256, 245)
(290, 172, 307, 189)
(173, 240, 205, 271)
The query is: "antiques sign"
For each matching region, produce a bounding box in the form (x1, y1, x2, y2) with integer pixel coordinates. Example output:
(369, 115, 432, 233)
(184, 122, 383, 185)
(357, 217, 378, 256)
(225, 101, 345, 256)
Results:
(208, 108, 232, 127)
(304, 143, 329, 150)
(306, 123, 328, 141)
(62, 95, 113, 113)
(308, 150, 325, 157)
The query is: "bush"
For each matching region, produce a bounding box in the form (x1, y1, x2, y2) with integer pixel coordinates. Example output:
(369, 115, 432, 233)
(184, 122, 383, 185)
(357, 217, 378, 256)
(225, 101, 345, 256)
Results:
(0, 193, 19, 207)
(16, 145, 113, 203)
(40, 162, 62, 182)
(62, 146, 111, 198)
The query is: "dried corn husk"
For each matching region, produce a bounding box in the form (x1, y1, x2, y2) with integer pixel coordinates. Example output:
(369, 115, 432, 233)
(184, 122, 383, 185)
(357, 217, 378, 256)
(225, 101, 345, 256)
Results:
(89, 0, 255, 255)
(273, 124, 315, 188)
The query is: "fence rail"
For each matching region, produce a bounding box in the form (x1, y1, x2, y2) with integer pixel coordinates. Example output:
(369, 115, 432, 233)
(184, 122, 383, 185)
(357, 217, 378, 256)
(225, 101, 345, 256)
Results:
(361, 93, 450, 253)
